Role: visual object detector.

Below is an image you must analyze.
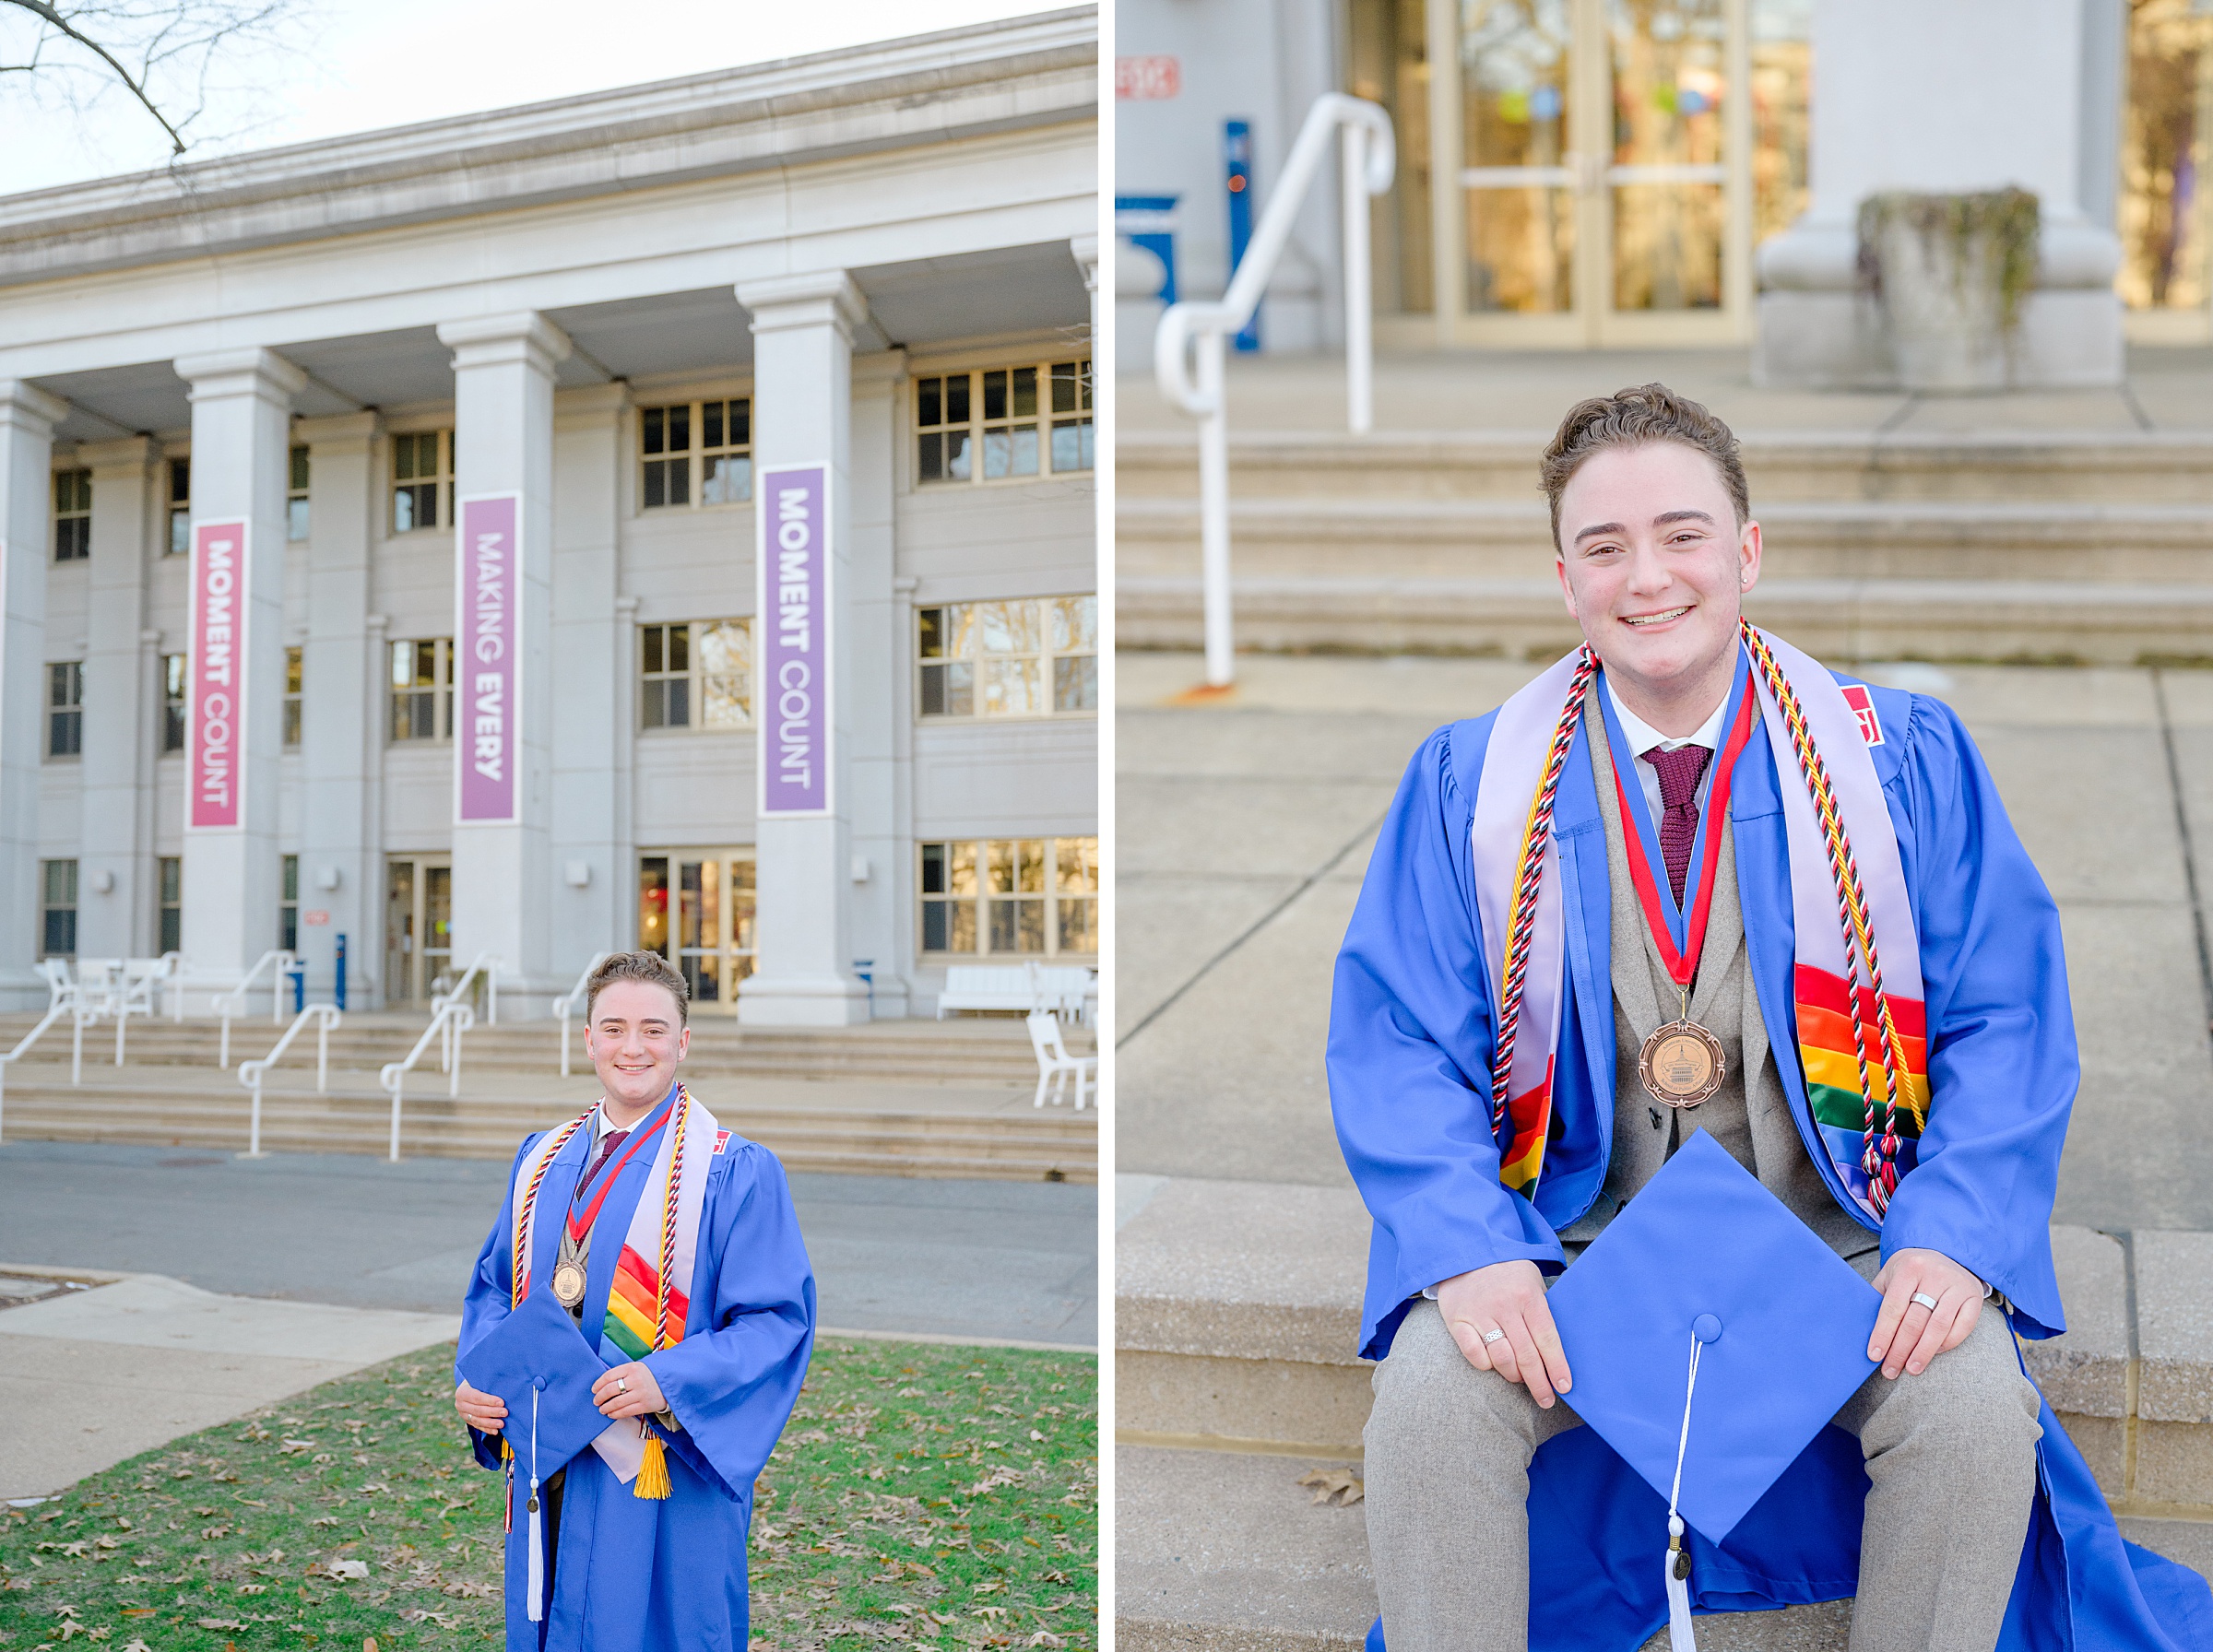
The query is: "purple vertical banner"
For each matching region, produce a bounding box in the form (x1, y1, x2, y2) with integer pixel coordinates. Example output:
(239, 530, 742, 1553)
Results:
(756, 463, 832, 817)
(456, 493, 520, 823)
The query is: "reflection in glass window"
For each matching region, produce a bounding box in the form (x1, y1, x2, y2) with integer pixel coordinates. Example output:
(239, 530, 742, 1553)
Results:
(917, 361, 1092, 483)
(53, 468, 90, 562)
(389, 639, 452, 741)
(2122, 0, 2213, 311)
(640, 620, 751, 729)
(391, 432, 450, 533)
(919, 837, 1099, 957)
(288, 445, 312, 543)
(917, 596, 1096, 720)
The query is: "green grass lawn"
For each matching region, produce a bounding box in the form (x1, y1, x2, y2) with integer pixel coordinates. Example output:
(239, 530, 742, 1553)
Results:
(0, 1336, 1096, 1651)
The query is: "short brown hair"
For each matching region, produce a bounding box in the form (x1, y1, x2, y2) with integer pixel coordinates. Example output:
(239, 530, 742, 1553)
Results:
(1540, 383, 1749, 550)
(586, 950, 690, 1026)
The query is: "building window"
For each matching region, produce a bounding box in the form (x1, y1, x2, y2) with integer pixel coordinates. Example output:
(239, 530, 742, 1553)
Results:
(288, 445, 311, 543)
(41, 859, 77, 959)
(917, 596, 1097, 719)
(53, 468, 90, 562)
(919, 835, 1099, 958)
(638, 851, 757, 1007)
(917, 360, 1092, 484)
(640, 399, 751, 510)
(280, 855, 299, 953)
(158, 856, 182, 954)
(162, 654, 186, 753)
(47, 662, 82, 758)
(391, 431, 451, 534)
(284, 646, 303, 749)
(641, 620, 752, 729)
(167, 456, 189, 556)
(389, 638, 454, 741)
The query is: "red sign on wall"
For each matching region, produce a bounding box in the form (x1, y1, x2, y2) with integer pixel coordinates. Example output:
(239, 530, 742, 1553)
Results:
(187, 519, 248, 830)
(1116, 56, 1181, 100)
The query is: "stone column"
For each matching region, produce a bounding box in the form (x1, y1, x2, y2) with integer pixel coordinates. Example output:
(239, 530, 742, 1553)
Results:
(436, 312, 570, 1009)
(75, 436, 159, 960)
(173, 348, 303, 995)
(846, 349, 907, 1019)
(0, 381, 66, 1006)
(549, 383, 630, 986)
(733, 271, 870, 1027)
(1753, 0, 2123, 388)
(295, 412, 382, 1008)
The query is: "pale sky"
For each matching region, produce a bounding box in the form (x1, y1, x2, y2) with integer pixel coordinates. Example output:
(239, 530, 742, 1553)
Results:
(0, 0, 1064, 199)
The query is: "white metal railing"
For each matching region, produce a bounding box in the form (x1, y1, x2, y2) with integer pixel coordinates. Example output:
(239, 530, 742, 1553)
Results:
(237, 1004, 342, 1158)
(553, 952, 611, 1077)
(0, 995, 77, 1143)
(378, 1000, 475, 1162)
(434, 951, 501, 1027)
(214, 950, 298, 1068)
(1154, 93, 1396, 688)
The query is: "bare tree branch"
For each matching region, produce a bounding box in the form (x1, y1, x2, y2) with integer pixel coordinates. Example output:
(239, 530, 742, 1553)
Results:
(4, 0, 184, 151)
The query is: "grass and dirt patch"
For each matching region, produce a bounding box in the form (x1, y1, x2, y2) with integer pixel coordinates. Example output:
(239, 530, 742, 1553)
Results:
(0, 1336, 1096, 1651)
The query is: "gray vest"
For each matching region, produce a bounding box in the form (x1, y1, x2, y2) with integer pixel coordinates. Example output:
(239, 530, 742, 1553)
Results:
(1559, 688, 1875, 1263)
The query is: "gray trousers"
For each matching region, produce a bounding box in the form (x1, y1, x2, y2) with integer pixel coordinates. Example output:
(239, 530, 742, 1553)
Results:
(1365, 1298, 2043, 1652)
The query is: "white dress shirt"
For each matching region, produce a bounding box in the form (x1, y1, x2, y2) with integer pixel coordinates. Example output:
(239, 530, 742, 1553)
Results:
(1604, 677, 1731, 821)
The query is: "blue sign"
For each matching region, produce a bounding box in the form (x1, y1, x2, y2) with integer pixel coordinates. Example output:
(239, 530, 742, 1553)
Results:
(1225, 120, 1260, 352)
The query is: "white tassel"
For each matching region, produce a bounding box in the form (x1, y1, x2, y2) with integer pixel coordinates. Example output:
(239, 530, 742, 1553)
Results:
(1663, 1335, 1705, 1652)
(526, 1387, 544, 1622)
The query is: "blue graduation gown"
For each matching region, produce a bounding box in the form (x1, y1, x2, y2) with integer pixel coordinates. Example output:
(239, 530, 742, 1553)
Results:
(1328, 679, 2213, 1650)
(458, 1100, 816, 1652)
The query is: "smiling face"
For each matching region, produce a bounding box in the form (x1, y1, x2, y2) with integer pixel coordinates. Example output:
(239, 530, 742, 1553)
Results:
(1554, 440, 1762, 732)
(585, 978, 691, 1122)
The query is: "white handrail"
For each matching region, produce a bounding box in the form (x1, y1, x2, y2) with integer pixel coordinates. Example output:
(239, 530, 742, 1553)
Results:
(214, 950, 298, 1068)
(237, 1004, 342, 1158)
(1154, 93, 1395, 687)
(434, 951, 501, 1027)
(0, 997, 76, 1143)
(553, 951, 611, 1077)
(378, 1001, 475, 1163)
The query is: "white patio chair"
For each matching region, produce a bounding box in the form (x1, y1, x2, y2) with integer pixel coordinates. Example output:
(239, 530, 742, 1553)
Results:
(1025, 1009, 1096, 1111)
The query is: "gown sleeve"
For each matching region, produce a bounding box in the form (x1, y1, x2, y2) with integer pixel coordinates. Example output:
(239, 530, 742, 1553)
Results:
(1879, 693, 2074, 1339)
(639, 1139, 817, 1500)
(1327, 725, 1568, 1319)
(456, 1133, 542, 1473)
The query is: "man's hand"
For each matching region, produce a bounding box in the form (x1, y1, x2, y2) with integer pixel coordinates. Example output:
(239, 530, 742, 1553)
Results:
(591, 1362, 668, 1421)
(1870, 1247, 1984, 1379)
(455, 1381, 507, 1435)
(1435, 1259, 1572, 1409)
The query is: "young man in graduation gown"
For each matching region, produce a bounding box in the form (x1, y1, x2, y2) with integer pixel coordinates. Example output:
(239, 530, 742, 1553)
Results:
(1328, 385, 2212, 1651)
(454, 950, 815, 1651)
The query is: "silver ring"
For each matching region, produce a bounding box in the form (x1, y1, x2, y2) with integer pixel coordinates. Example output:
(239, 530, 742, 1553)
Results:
(1910, 1292, 1939, 1311)
(617, 1376, 630, 1394)
(1480, 1328, 1506, 1346)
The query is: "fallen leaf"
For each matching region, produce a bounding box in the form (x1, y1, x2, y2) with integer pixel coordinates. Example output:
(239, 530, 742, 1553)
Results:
(1297, 1468, 1365, 1507)
(195, 1620, 244, 1632)
(1027, 1636, 1065, 1648)
(325, 1559, 370, 1580)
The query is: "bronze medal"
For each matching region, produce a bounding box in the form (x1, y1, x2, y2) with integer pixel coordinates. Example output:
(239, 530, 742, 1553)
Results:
(550, 1257, 588, 1308)
(1639, 1018, 1726, 1109)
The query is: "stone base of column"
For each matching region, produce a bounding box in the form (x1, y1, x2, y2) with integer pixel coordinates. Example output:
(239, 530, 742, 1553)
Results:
(1753, 217, 2124, 391)
(737, 972, 873, 1027)
(0, 966, 52, 1015)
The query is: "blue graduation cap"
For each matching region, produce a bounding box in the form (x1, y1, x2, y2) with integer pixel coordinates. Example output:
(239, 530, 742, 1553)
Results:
(1545, 1132, 1883, 1645)
(456, 1283, 616, 1474)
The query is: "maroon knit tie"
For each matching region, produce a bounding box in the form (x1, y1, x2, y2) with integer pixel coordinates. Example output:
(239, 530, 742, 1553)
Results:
(574, 1128, 631, 1201)
(1644, 744, 1713, 905)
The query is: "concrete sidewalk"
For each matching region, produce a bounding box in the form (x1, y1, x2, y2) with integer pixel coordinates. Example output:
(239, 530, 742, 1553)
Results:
(0, 1268, 457, 1501)
(1116, 650, 2213, 1234)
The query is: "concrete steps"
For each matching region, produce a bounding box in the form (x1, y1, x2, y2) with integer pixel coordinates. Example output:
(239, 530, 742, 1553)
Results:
(0, 1066, 1097, 1182)
(1115, 430, 2213, 664)
(1113, 1175, 2213, 1649)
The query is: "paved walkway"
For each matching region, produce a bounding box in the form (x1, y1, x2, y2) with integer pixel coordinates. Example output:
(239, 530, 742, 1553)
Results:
(0, 1142, 1098, 1341)
(1116, 651, 2213, 1234)
(1119, 342, 2213, 435)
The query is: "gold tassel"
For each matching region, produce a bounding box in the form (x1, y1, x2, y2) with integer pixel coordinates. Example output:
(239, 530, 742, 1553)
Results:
(634, 1431, 671, 1500)
(501, 1438, 513, 1461)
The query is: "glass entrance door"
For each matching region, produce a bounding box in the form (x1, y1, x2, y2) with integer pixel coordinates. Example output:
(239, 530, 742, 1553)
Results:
(1360, 0, 1781, 347)
(384, 856, 453, 1007)
(638, 850, 757, 1014)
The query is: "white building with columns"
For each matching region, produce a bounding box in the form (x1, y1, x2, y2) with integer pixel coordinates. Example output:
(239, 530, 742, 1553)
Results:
(0, 7, 1098, 1024)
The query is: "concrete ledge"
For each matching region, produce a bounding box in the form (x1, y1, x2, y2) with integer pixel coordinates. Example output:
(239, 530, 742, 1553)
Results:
(1119, 1351, 1372, 1456)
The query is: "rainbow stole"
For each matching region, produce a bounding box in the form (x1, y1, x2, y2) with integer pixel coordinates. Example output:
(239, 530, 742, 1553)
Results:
(1472, 629, 1927, 1220)
(507, 1086, 719, 1482)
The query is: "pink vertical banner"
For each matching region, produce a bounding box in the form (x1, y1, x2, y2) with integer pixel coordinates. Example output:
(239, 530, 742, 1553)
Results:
(187, 519, 247, 830)
(756, 463, 832, 817)
(456, 493, 520, 823)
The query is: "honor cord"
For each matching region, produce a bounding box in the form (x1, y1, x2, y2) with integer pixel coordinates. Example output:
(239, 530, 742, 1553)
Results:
(1663, 1334, 1704, 1652)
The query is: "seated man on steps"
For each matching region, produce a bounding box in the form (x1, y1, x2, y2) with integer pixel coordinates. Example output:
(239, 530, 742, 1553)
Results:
(453, 950, 815, 1651)
(1327, 384, 2211, 1651)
